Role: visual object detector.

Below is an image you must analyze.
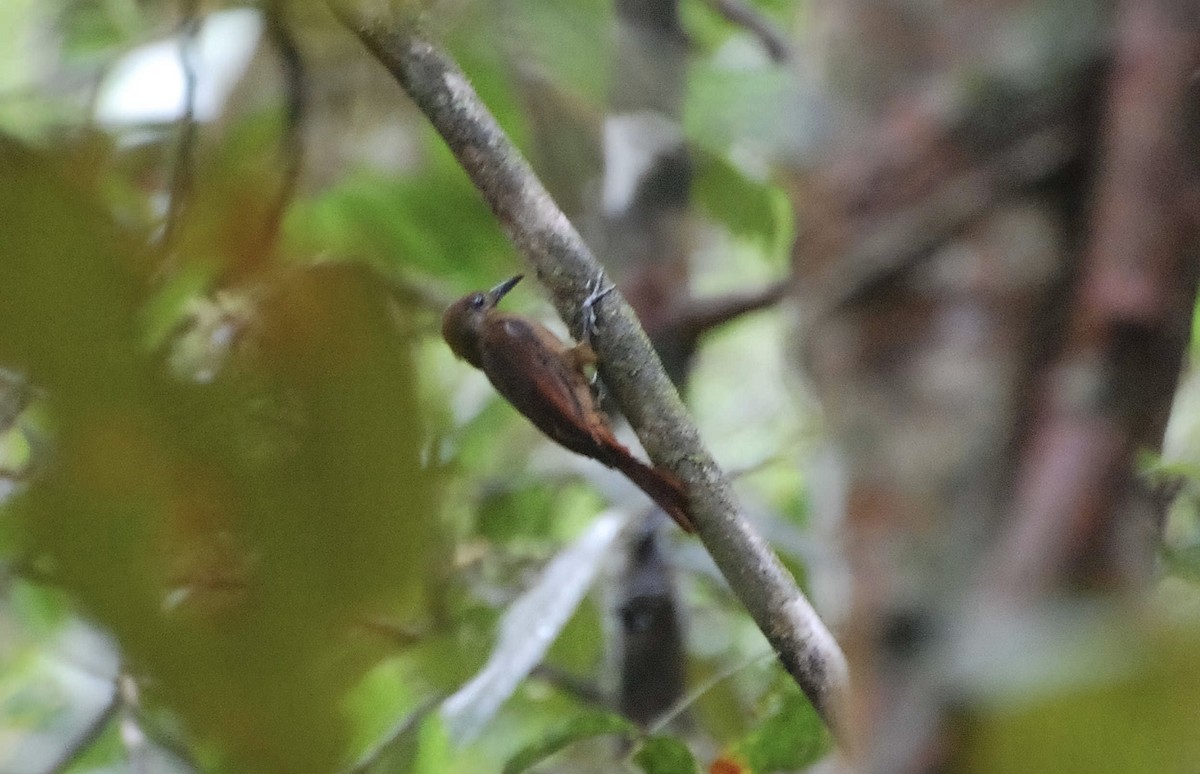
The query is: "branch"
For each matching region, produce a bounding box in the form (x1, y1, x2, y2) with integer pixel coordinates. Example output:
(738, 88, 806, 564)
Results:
(263, 0, 308, 250)
(704, 0, 793, 63)
(667, 278, 790, 342)
(993, 0, 1200, 593)
(158, 0, 200, 264)
(345, 698, 440, 774)
(44, 679, 121, 774)
(330, 2, 849, 735)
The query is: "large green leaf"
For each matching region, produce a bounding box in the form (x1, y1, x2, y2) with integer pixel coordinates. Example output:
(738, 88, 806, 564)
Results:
(735, 680, 829, 772)
(0, 137, 442, 773)
(502, 711, 636, 774)
(691, 146, 792, 260)
(635, 736, 700, 774)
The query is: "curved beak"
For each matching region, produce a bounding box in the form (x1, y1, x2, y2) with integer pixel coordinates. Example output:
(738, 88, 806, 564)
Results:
(485, 275, 523, 306)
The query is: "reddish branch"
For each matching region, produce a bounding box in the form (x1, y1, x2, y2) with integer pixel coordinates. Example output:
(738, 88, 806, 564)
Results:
(667, 279, 789, 338)
(648, 278, 791, 385)
(996, 0, 1200, 593)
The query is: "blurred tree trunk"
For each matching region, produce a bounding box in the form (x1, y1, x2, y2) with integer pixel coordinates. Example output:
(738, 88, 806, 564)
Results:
(788, 0, 1200, 769)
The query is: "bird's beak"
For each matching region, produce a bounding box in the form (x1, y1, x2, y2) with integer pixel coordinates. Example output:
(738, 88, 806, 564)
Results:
(485, 275, 523, 306)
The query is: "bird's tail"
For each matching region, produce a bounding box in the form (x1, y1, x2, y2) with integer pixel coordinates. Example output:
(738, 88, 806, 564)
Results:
(611, 453, 694, 533)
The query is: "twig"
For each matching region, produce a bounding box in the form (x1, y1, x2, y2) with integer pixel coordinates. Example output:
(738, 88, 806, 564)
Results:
(263, 0, 308, 250)
(666, 278, 789, 344)
(530, 664, 607, 707)
(704, 0, 793, 63)
(159, 0, 200, 263)
(344, 697, 440, 774)
(645, 648, 774, 735)
(117, 675, 150, 774)
(42, 679, 121, 774)
(130, 702, 203, 772)
(329, 2, 850, 737)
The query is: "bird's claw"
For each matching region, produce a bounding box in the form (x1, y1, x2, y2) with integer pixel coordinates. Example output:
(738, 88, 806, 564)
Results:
(580, 275, 616, 348)
(580, 275, 615, 391)
(592, 374, 609, 402)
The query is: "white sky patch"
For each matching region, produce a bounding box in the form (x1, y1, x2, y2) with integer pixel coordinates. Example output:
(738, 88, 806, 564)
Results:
(95, 8, 264, 126)
(602, 111, 683, 215)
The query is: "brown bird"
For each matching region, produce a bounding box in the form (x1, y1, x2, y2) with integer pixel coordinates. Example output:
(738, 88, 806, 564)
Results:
(442, 275, 693, 532)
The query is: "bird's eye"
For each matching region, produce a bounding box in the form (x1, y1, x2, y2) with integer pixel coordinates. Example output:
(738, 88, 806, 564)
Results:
(469, 294, 485, 309)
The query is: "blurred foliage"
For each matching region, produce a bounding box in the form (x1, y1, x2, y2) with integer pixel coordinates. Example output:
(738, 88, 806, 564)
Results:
(0, 1, 815, 770)
(962, 620, 1200, 773)
(0, 133, 440, 771)
(691, 147, 793, 263)
(501, 711, 634, 773)
(284, 151, 513, 288)
(5, 1, 1199, 774)
(633, 736, 699, 774)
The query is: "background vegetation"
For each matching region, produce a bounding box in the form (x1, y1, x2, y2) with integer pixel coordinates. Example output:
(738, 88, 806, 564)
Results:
(2, 1, 1199, 773)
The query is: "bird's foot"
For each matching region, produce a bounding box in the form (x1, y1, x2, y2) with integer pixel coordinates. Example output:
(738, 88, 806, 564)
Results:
(580, 275, 616, 348)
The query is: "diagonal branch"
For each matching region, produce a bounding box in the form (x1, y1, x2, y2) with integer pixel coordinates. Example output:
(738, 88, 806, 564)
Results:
(329, 1, 850, 737)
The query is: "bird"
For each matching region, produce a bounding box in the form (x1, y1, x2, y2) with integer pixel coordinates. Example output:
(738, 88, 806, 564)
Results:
(441, 275, 693, 532)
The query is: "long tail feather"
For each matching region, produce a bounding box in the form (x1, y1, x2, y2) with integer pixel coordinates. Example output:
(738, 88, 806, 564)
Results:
(612, 454, 694, 533)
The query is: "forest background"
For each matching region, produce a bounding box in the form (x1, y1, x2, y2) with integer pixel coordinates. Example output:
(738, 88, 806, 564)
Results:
(2, 1, 1200, 773)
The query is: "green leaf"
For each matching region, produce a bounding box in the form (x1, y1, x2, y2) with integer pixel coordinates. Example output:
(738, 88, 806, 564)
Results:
(284, 154, 513, 289)
(1164, 543, 1200, 584)
(685, 63, 797, 159)
(736, 684, 829, 772)
(692, 147, 792, 260)
(413, 713, 453, 774)
(0, 139, 443, 773)
(1192, 297, 1200, 357)
(477, 482, 559, 541)
(634, 736, 699, 774)
(680, 0, 797, 56)
(58, 0, 145, 59)
(7, 581, 72, 641)
(502, 712, 636, 774)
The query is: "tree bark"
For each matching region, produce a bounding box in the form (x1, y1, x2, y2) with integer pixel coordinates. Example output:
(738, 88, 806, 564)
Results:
(790, 0, 1200, 768)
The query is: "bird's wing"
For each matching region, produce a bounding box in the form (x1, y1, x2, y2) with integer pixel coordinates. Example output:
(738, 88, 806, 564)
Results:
(480, 317, 610, 460)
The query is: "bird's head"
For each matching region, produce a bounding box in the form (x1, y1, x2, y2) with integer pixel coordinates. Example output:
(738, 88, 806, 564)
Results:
(441, 274, 523, 368)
